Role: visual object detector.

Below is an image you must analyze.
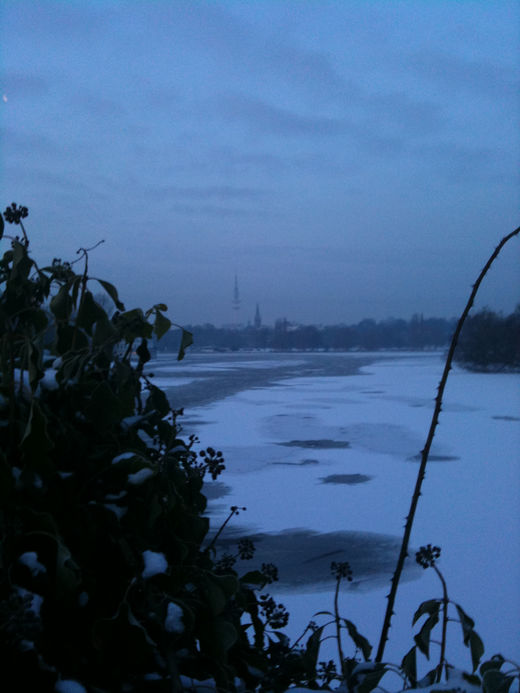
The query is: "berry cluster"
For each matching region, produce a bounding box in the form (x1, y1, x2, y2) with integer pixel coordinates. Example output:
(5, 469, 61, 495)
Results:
(3, 202, 28, 225)
(331, 560, 353, 581)
(199, 446, 225, 480)
(259, 594, 289, 629)
(415, 544, 441, 569)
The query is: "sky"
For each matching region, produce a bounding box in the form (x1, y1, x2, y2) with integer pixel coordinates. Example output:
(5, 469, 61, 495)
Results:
(1, 1, 518, 327)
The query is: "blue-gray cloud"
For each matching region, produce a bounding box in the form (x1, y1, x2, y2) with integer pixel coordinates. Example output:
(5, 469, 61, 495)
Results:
(406, 50, 518, 100)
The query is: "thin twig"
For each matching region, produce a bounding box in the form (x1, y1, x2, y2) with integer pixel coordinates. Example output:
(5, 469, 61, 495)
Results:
(376, 225, 520, 662)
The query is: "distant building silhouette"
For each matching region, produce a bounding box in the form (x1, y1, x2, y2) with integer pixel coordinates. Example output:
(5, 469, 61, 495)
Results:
(254, 303, 262, 329)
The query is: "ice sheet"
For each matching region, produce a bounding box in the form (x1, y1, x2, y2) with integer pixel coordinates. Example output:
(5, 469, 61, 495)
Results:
(164, 352, 520, 670)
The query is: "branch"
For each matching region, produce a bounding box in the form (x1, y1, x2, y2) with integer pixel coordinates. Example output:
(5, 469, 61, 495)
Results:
(375, 225, 520, 662)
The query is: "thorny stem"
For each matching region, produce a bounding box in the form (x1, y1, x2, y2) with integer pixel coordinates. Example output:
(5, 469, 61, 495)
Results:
(376, 226, 520, 662)
(433, 565, 449, 682)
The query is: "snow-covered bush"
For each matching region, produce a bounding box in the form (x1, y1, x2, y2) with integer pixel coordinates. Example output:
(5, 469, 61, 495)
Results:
(0, 205, 309, 690)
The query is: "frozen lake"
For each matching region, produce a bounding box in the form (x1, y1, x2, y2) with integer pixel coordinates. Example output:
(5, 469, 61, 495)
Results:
(148, 350, 520, 672)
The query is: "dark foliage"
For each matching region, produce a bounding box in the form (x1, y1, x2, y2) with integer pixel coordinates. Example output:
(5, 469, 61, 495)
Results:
(455, 307, 520, 370)
(0, 207, 314, 691)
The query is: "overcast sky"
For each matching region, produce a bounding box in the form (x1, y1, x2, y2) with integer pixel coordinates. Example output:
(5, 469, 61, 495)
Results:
(1, 1, 518, 326)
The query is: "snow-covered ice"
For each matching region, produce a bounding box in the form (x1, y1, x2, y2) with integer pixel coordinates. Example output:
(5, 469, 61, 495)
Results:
(154, 351, 520, 673)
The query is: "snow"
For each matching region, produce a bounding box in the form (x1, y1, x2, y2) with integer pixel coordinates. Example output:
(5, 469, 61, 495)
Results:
(127, 467, 154, 485)
(40, 368, 59, 390)
(18, 551, 46, 576)
(142, 550, 168, 578)
(175, 352, 519, 674)
(112, 452, 136, 464)
(16, 586, 43, 617)
(165, 601, 185, 633)
(55, 680, 87, 693)
(104, 503, 127, 520)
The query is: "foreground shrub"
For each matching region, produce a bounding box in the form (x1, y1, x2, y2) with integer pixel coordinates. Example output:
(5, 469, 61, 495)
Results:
(0, 206, 306, 691)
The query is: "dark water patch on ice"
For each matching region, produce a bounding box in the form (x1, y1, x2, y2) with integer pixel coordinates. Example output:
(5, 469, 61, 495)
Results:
(202, 481, 232, 499)
(181, 417, 215, 427)
(278, 439, 350, 449)
(320, 473, 372, 485)
(363, 390, 385, 394)
(271, 458, 320, 467)
(492, 415, 520, 422)
(153, 352, 372, 409)
(408, 454, 459, 462)
(215, 528, 420, 590)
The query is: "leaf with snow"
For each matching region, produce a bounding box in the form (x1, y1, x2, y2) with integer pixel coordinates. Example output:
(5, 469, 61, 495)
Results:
(165, 601, 185, 634)
(55, 680, 87, 693)
(18, 551, 46, 576)
(128, 467, 154, 485)
(142, 550, 168, 578)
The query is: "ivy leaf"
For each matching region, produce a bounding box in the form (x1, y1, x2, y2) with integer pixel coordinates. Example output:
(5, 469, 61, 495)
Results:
(0, 211, 4, 239)
(416, 668, 436, 688)
(177, 328, 193, 361)
(482, 669, 516, 693)
(414, 611, 439, 658)
(27, 340, 44, 391)
(21, 400, 54, 476)
(342, 618, 372, 661)
(355, 662, 388, 693)
(136, 338, 151, 365)
(96, 279, 125, 311)
(481, 655, 505, 677)
(200, 573, 227, 616)
(413, 598, 441, 625)
(240, 570, 267, 587)
(153, 310, 171, 340)
(50, 283, 73, 320)
(469, 629, 485, 672)
(76, 290, 107, 334)
(145, 384, 170, 418)
(401, 645, 417, 685)
(454, 602, 477, 646)
(200, 617, 237, 660)
(304, 624, 326, 673)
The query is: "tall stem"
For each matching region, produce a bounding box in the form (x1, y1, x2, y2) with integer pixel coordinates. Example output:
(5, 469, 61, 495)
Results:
(375, 226, 520, 662)
(334, 576, 346, 679)
(434, 565, 449, 682)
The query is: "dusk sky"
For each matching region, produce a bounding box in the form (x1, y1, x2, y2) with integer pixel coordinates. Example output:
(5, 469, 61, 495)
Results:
(1, 1, 518, 327)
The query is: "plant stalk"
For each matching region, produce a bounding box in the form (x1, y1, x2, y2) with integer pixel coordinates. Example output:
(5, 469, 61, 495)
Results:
(334, 575, 347, 679)
(434, 565, 449, 682)
(375, 226, 520, 662)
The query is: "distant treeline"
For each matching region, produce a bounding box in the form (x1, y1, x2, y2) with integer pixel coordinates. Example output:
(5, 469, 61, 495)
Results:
(161, 314, 456, 352)
(160, 309, 520, 370)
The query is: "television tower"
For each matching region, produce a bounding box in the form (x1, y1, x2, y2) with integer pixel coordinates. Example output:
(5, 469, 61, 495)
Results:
(232, 274, 241, 326)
